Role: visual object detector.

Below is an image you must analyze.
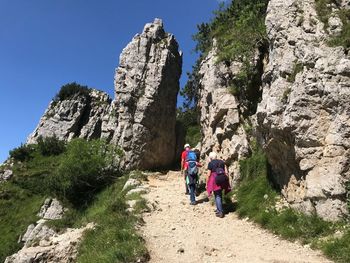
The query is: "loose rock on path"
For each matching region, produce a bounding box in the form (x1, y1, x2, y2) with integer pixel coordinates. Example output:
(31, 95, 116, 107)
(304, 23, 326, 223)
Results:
(141, 171, 332, 263)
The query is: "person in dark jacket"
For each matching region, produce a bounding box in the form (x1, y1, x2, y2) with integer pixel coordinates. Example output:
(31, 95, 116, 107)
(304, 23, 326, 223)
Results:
(206, 152, 231, 218)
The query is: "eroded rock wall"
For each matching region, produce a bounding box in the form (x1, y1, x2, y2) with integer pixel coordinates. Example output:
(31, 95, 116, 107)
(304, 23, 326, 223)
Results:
(27, 89, 111, 144)
(256, 0, 350, 221)
(198, 48, 250, 182)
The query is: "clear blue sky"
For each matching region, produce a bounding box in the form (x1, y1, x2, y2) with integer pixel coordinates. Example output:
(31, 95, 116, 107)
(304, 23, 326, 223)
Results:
(0, 0, 223, 162)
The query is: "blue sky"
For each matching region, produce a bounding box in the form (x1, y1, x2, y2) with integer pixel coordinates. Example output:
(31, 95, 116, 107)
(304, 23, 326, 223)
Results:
(0, 0, 222, 162)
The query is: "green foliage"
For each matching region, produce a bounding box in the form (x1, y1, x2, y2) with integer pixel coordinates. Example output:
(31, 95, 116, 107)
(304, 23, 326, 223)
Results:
(281, 88, 292, 103)
(239, 145, 267, 181)
(2, 140, 146, 262)
(54, 82, 90, 102)
(0, 183, 44, 262)
(182, 0, 268, 116)
(37, 135, 66, 156)
(192, 23, 211, 55)
(315, 0, 350, 49)
(237, 147, 334, 242)
(287, 62, 304, 83)
(315, 0, 334, 28)
(180, 60, 203, 109)
(320, 230, 350, 263)
(76, 178, 148, 263)
(185, 125, 201, 148)
(328, 8, 350, 48)
(346, 181, 350, 213)
(212, 0, 268, 63)
(48, 139, 121, 206)
(177, 108, 201, 148)
(9, 144, 35, 162)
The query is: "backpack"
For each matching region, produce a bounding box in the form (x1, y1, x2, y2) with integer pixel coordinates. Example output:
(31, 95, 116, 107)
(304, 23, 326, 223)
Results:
(187, 161, 198, 177)
(186, 160, 198, 185)
(214, 162, 228, 186)
(186, 151, 197, 162)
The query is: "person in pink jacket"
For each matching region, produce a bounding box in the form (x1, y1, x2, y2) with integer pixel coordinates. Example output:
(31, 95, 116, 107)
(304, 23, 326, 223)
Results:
(206, 152, 231, 218)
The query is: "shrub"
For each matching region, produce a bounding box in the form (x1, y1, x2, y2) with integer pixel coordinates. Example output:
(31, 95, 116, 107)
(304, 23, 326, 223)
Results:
(48, 139, 122, 206)
(315, 0, 350, 49)
(37, 135, 66, 156)
(9, 144, 35, 162)
(176, 108, 202, 148)
(54, 82, 90, 102)
(182, 0, 269, 116)
(287, 62, 304, 83)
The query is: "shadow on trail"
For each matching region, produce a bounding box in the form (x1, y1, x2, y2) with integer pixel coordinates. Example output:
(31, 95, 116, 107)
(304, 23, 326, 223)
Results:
(223, 193, 237, 214)
(196, 196, 209, 204)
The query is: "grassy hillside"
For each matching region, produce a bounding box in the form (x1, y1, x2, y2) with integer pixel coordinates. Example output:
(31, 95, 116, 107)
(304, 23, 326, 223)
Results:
(0, 137, 148, 263)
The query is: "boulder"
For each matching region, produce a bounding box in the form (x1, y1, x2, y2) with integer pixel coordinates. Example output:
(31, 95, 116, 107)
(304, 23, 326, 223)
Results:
(37, 198, 65, 220)
(5, 223, 94, 263)
(108, 18, 182, 170)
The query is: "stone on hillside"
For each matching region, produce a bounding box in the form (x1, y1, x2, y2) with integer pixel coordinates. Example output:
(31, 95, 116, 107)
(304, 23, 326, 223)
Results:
(122, 178, 141, 191)
(38, 198, 64, 220)
(108, 18, 182, 170)
(5, 223, 94, 263)
(0, 169, 13, 181)
(256, 0, 350, 220)
(126, 186, 150, 196)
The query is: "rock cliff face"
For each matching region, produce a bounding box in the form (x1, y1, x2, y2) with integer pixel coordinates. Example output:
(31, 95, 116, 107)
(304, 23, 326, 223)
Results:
(197, 0, 350, 221)
(198, 47, 250, 182)
(27, 18, 182, 170)
(27, 89, 111, 144)
(108, 18, 182, 170)
(256, 0, 350, 221)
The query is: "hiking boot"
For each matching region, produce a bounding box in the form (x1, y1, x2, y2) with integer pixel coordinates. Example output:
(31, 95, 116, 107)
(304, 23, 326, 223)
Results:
(190, 201, 196, 205)
(215, 212, 224, 218)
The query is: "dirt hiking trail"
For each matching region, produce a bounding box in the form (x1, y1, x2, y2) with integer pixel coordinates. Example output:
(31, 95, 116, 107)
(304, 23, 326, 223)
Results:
(141, 171, 332, 263)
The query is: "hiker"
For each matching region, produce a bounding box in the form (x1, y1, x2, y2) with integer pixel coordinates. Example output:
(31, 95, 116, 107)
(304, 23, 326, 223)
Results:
(181, 143, 191, 194)
(206, 152, 231, 218)
(183, 149, 202, 205)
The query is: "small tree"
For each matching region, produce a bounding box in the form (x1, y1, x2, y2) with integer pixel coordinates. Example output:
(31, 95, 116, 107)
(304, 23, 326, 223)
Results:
(9, 144, 35, 162)
(37, 135, 66, 156)
(48, 139, 122, 206)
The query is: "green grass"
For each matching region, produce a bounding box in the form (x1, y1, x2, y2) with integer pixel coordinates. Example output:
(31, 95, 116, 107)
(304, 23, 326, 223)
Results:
(0, 182, 44, 262)
(287, 62, 304, 83)
(319, 230, 350, 263)
(235, 146, 349, 261)
(1, 139, 146, 262)
(76, 177, 148, 263)
(315, 0, 350, 49)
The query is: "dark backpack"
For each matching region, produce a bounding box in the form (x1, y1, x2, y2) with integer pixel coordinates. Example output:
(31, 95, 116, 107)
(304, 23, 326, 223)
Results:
(214, 162, 228, 186)
(187, 161, 198, 185)
(187, 161, 198, 177)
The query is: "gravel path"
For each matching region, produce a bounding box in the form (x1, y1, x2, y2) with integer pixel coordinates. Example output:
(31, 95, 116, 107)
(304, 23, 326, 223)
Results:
(141, 171, 332, 263)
